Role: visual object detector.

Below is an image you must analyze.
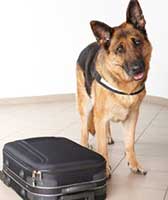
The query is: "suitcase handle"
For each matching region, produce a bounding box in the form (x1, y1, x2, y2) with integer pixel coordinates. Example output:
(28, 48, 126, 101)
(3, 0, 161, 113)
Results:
(61, 191, 94, 200)
(62, 183, 96, 195)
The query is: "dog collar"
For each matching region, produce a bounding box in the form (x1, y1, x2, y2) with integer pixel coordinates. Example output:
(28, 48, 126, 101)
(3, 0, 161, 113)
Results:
(94, 71, 145, 96)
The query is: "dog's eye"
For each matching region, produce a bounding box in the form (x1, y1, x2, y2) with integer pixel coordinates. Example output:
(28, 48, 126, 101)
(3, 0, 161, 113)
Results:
(116, 44, 125, 54)
(132, 38, 141, 46)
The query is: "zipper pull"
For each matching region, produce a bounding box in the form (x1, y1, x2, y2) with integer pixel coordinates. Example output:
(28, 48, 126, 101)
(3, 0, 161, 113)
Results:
(32, 170, 42, 187)
(32, 170, 37, 187)
(36, 171, 42, 182)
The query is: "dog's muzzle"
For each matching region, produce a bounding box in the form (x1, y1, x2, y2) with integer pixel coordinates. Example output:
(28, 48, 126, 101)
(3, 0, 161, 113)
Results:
(124, 60, 145, 81)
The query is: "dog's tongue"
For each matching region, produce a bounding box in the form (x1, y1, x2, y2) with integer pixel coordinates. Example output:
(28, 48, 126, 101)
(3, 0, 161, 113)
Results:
(133, 72, 144, 81)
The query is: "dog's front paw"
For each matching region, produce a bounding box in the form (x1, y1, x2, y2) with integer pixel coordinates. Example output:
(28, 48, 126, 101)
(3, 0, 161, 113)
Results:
(128, 160, 147, 175)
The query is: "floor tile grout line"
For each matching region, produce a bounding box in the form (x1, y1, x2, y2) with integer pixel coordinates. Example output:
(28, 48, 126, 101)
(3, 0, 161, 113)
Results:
(163, 186, 168, 200)
(135, 106, 165, 143)
(112, 155, 125, 174)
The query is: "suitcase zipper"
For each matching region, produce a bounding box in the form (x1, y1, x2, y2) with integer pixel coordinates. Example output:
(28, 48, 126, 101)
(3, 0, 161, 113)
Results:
(4, 150, 106, 187)
(3, 167, 106, 197)
(3, 151, 42, 187)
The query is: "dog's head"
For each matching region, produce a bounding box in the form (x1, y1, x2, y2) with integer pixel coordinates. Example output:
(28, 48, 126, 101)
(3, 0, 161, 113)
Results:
(90, 0, 152, 82)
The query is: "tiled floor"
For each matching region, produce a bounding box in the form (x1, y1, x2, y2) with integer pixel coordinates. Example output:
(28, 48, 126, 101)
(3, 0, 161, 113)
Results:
(0, 97, 168, 200)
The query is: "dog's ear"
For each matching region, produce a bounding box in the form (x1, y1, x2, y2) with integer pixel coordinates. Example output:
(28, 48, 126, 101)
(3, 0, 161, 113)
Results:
(90, 21, 113, 48)
(126, 0, 146, 32)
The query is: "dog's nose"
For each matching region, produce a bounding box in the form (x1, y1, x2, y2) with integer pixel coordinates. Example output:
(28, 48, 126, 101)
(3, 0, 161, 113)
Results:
(131, 60, 145, 74)
(132, 65, 141, 73)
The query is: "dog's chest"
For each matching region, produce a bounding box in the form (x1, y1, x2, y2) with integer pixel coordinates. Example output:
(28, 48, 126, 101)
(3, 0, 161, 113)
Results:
(103, 95, 139, 122)
(92, 83, 145, 122)
(108, 103, 130, 122)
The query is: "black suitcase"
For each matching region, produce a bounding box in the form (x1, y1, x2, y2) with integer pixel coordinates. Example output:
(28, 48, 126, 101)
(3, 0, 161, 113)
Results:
(0, 137, 107, 200)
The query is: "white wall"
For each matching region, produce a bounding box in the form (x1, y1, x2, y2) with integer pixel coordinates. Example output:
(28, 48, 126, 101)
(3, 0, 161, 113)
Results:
(0, 0, 167, 98)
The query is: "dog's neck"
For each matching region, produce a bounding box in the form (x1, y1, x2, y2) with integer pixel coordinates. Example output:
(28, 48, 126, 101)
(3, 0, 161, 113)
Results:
(96, 57, 145, 95)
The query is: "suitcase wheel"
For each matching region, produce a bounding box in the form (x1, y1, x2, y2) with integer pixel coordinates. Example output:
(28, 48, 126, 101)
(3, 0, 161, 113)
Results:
(4, 159, 9, 168)
(20, 189, 26, 198)
(19, 169, 25, 178)
(3, 174, 11, 187)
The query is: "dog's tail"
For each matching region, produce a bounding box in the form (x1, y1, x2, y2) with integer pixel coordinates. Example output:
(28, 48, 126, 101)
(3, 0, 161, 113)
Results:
(88, 109, 95, 135)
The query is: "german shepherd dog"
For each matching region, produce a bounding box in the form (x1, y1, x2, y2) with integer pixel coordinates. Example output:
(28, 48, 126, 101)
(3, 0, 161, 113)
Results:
(76, 0, 152, 178)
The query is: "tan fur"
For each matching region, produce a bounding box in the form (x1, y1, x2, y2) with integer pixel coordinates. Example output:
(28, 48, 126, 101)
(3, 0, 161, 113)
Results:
(88, 109, 95, 135)
(76, 22, 152, 178)
(76, 64, 91, 146)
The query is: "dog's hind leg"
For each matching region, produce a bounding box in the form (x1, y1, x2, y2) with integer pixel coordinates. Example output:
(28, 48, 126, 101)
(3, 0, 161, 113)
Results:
(76, 64, 92, 147)
(106, 121, 114, 145)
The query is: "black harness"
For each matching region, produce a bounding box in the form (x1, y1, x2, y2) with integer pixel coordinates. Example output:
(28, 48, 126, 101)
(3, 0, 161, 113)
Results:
(94, 71, 145, 96)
